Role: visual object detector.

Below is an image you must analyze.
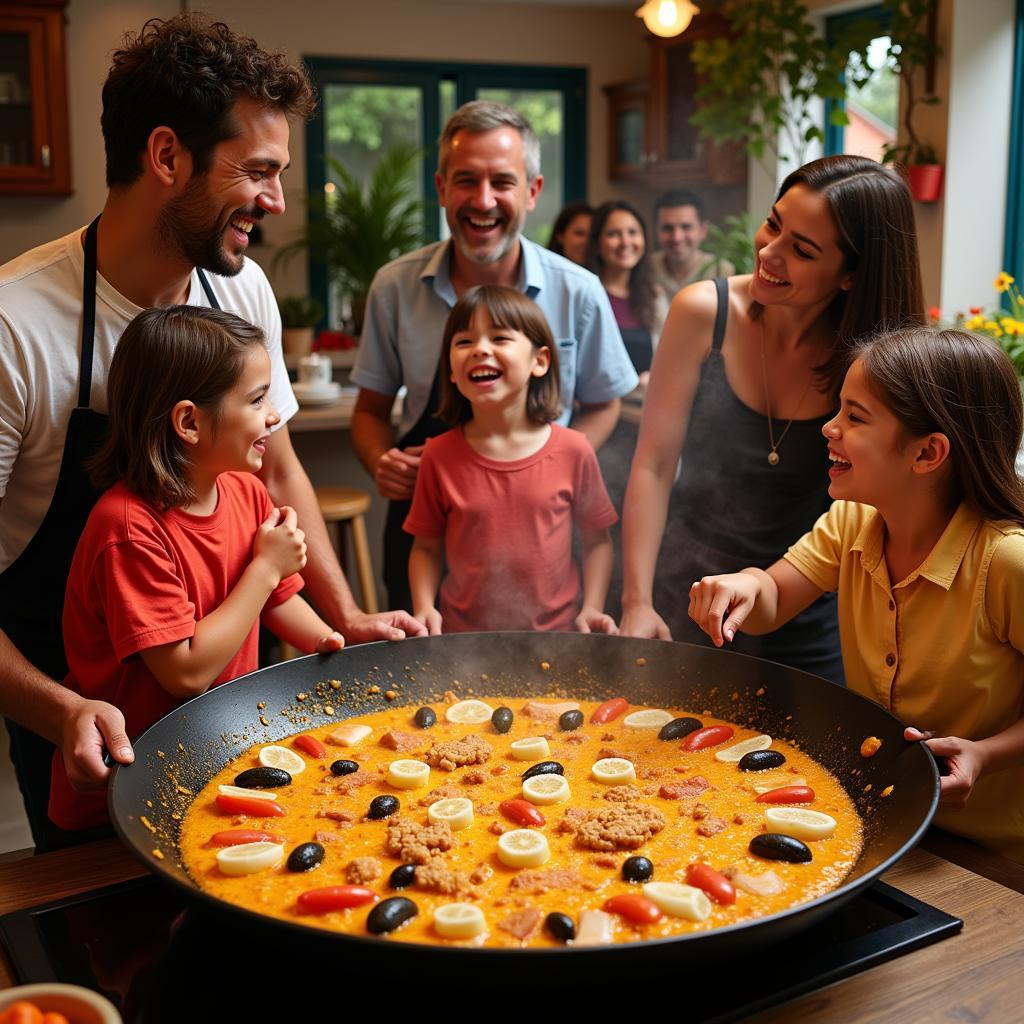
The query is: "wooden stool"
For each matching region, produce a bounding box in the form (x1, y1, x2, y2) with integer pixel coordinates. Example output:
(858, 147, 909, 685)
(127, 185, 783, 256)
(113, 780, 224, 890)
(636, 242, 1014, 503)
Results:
(315, 485, 379, 614)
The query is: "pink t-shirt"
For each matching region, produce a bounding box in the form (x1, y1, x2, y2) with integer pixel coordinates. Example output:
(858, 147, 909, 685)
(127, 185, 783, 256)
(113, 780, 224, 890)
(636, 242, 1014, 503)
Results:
(403, 424, 617, 632)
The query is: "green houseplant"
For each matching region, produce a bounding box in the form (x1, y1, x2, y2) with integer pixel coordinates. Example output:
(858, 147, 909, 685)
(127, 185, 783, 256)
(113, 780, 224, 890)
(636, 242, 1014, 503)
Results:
(275, 143, 424, 334)
(277, 295, 324, 357)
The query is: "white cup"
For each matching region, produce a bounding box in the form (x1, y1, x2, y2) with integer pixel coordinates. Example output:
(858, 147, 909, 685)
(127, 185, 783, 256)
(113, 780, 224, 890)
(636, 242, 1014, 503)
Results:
(298, 353, 331, 387)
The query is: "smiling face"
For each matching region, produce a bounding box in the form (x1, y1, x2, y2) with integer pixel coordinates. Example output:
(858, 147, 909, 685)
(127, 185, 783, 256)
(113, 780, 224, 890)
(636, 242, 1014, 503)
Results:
(448, 306, 550, 413)
(597, 209, 645, 275)
(435, 127, 543, 268)
(557, 212, 592, 266)
(750, 184, 854, 310)
(158, 98, 290, 276)
(656, 203, 707, 266)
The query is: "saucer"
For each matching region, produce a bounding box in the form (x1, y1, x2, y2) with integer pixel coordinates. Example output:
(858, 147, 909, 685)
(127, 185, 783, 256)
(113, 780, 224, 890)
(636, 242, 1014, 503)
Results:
(292, 380, 342, 406)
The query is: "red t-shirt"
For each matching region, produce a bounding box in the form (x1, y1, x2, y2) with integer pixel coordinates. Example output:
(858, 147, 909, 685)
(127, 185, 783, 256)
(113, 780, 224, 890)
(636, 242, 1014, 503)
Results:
(403, 425, 617, 632)
(49, 472, 303, 830)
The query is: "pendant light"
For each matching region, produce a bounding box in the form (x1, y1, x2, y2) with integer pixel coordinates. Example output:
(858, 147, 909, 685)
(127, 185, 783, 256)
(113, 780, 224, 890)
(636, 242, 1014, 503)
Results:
(635, 0, 700, 38)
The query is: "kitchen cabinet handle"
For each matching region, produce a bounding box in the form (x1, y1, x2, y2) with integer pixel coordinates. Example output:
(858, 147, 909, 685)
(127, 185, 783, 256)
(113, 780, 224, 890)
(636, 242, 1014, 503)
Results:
(41, 144, 51, 169)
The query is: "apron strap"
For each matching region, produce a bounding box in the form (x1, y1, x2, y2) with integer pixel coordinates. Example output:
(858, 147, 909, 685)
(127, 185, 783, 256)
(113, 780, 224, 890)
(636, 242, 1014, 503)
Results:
(196, 268, 221, 310)
(78, 216, 101, 409)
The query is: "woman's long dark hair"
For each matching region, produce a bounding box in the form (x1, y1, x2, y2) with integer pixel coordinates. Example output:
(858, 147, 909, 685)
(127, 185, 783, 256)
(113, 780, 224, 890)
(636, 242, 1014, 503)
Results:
(756, 155, 926, 394)
(547, 201, 593, 257)
(856, 327, 1024, 524)
(586, 200, 661, 335)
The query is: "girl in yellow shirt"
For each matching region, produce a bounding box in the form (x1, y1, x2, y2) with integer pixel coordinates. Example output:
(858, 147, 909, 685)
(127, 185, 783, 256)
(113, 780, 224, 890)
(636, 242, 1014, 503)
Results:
(688, 328, 1024, 861)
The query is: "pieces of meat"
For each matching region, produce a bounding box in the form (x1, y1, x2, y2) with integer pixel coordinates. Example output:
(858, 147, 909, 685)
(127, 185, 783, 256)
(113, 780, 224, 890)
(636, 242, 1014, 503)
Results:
(417, 785, 460, 807)
(696, 814, 728, 837)
(509, 867, 582, 894)
(334, 770, 375, 795)
(379, 730, 421, 752)
(384, 818, 455, 864)
(576, 804, 666, 851)
(461, 770, 487, 785)
(598, 747, 629, 761)
(521, 700, 580, 721)
(344, 857, 382, 884)
(555, 807, 591, 835)
(498, 906, 542, 941)
(659, 776, 711, 800)
(564, 733, 587, 745)
(425, 734, 492, 771)
(414, 858, 475, 898)
(603, 785, 644, 803)
(313, 830, 346, 843)
(317, 807, 356, 823)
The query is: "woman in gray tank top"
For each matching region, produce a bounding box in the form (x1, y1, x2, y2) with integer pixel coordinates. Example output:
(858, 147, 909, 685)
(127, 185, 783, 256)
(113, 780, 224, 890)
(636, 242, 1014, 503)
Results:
(620, 156, 925, 682)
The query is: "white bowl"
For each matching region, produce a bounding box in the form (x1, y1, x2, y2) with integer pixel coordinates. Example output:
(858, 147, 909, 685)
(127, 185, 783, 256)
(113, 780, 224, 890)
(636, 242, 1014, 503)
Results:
(0, 983, 122, 1023)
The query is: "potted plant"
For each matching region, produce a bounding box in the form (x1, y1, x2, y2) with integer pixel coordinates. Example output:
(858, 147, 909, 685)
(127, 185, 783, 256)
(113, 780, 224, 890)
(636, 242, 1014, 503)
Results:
(277, 295, 323, 357)
(275, 143, 424, 335)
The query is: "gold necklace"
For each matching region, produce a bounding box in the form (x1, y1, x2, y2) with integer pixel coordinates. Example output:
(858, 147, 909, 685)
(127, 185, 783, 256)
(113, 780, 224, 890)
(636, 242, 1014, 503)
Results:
(760, 330, 813, 466)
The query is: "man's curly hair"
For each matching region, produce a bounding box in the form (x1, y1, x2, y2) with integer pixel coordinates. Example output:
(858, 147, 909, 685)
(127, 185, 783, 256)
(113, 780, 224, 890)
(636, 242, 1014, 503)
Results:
(101, 13, 316, 188)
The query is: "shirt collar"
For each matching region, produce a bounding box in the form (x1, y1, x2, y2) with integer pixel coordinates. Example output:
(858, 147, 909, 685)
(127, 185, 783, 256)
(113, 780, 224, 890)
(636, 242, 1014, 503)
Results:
(419, 236, 541, 306)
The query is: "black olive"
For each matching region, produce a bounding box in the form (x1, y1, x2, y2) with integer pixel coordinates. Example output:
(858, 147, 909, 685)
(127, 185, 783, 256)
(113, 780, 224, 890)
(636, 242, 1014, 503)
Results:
(389, 863, 417, 889)
(658, 717, 703, 741)
(234, 766, 291, 789)
(330, 759, 359, 776)
(621, 856, 653, 883)
(738, 750, 787, 772)
(521, 760, 564, 780)
(545, 912, 576, 942)
(368, 794, 400, 820)
(367, 897, 418, 935)
(492, 706, 514, 734)
(286, 842, 325, 873)
(414, 706, 436, 729)
(749, 833, 813, 863)
(558, 709, 584, 732)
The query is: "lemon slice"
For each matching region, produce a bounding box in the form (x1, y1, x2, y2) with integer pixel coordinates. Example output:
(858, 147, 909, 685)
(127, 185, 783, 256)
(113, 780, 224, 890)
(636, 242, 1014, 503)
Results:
(591, 757, 637, 784)
(622, 709, 674, 730)
(509, 736, 550, 761)
(434, 902, 486, 939)
(427, 797, 474, 830)
(765, 807, 837, 841)
(217, 784, 278, 801)
(715, 734, 773, 763)
(497, 829, 551, 868)
(445, 699, 494, 724)
(258, 745, 306, 776)
(215, 841, 284, 876)
(522, 774, 570, 805)
(753, 775, 807, 795)
(387, 759, 431, 790)
(642, 882, 713, 922)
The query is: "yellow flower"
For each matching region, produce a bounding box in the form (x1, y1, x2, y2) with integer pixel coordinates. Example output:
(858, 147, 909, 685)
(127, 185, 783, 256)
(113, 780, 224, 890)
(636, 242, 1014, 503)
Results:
(1001, 317, 1016, 330)
(964, 315, 985, 331)
(995, 272, 1015, 292)
(984, 320, 1004, 337)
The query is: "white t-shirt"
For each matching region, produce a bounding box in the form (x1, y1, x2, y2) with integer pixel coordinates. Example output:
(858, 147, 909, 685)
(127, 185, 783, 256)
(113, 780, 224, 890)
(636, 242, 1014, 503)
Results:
(0, 227, 298, 572)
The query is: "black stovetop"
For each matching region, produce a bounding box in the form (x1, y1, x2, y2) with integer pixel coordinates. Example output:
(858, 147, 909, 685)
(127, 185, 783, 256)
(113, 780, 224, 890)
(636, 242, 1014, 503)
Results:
(0, 875, 960, 1023)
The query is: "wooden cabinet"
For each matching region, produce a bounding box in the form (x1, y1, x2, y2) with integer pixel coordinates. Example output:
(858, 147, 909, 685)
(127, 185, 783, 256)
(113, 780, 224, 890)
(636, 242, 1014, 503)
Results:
(0, 0, 70, 195)
(605, 14, 746, 188)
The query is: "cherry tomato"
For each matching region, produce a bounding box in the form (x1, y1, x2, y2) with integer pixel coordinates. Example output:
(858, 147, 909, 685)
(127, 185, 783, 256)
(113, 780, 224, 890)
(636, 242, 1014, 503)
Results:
(591, 697, 629, 724)
(1, 1003, 43, 1024)
(755, 785, 816, 804)
(603, 894, 664, 924)
(42, 1014, 71, 1024)
(293, 734, 327, 759)
(215, 794, 285, 817)
(685, 863, 736, 905)
(680, 725, 734, 752)
(209, 828, 287, 847)
(297, 885, 380, 914)
(499, 798, 546, 827)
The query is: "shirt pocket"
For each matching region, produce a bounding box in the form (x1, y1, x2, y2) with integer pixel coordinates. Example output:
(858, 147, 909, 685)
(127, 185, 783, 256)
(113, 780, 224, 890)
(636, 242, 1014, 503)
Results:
(555, 338, 576, 424)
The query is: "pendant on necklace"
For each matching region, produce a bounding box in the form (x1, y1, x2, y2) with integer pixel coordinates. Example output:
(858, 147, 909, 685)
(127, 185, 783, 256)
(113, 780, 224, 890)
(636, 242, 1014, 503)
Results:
(768, 451, 780, 466)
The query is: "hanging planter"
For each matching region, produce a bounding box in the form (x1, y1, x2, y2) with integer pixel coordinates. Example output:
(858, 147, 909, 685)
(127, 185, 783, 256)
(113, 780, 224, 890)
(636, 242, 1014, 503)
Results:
(905, 163, 944, 203)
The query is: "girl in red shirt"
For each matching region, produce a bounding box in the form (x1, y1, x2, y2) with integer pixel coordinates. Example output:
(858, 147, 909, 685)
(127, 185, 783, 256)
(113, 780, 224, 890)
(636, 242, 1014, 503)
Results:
(404, 286, 618, 634)
(50, 306, 342, 830)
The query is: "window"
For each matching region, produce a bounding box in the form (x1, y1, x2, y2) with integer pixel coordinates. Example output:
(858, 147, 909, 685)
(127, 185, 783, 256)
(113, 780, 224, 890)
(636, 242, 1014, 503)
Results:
(1004, 0, 1024, 288)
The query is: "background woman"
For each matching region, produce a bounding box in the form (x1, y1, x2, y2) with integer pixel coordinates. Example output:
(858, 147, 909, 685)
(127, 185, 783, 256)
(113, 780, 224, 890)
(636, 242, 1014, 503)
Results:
(547, 201, 593, 267)
(619, 156, 925, 681)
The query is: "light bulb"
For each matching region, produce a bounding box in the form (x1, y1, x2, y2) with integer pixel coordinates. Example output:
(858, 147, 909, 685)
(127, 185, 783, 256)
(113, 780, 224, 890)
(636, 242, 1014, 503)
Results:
(635, 0, 699, 39)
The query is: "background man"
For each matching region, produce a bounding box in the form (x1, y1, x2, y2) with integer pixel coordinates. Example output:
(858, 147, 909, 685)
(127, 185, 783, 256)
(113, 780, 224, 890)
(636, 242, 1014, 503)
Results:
(351, 101, 638, 611)
(651, 189, 735, 299)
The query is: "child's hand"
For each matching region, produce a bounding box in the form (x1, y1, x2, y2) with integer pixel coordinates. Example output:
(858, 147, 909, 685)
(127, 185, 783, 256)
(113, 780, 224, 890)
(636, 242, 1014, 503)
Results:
(255, 506, 307, 582)
(414, 606, 443, 636)
(375, 444, 425, 501)
(619, 604, 672, 640)
(315, 631, 345, 653)
(576, 608, 619, 635)
(904, 727, 985, 809)
(688, 573, 761, 646)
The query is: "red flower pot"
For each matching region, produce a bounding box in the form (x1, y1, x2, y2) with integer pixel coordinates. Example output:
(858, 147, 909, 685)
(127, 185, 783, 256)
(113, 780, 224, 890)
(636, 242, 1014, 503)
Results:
(906, 164, 944, 203)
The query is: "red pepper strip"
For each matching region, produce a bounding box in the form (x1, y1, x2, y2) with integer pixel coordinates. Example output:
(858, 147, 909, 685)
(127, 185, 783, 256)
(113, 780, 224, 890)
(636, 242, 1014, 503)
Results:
(680, 725, 734, 752)
(297, 886, 380, 914)
(755, 785, 816, 804)
(591, 697, 629, 724)
(293, 734, 327, 759)
(215, 794, 286, 817)
(209, 828, 287, 847)
(499, 798, 546, 827)
(603, 894, 663, 924)
(685, 863, 736, 905)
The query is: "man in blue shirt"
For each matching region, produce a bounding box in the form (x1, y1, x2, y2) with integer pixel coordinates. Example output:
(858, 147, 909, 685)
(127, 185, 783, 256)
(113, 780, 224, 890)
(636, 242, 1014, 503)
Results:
(352, 101, 637, 610)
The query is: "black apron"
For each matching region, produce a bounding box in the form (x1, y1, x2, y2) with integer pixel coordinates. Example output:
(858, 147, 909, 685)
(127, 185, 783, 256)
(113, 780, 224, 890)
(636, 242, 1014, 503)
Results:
(382, 367, 448, 611)
(0, 217, 221, 850)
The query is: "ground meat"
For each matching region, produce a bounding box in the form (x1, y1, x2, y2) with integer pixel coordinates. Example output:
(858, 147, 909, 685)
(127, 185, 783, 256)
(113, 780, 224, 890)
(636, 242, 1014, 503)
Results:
(318, 807, 357, 823)
(489, 821, 507, 835)
(509, 868, 582, 894)
(476, 802, 498, 816)
(639, 767, 663, 780)
(312, 785, 333, 796)
(576, 804, 666, 852)
(601, 733, 616, 742)
(417, 785, 460, 807)
(344, 857, 382, 884)
(469, 864, 494, 885)
(334, 770, 375, 795)
(384, 818, 455, 864)
(461, 770, 487, 785)
(659, 776, 711, 800)
(733, 814, 745, 825)
(379, 730, 421, 752)
(555, 807, 591, 834)
(564, 733, 587, 745)
(425, 734, 492, 771)
(414, 858, 475, 898)
(314, 830, 346, 842)
(603, 785, 644, 803)
(498, 906, 542, 941)
(490, 764, 509, 776)
(696, 815, 729, 837)
(691, 802, 710, 820)
(598, 747, 629, 761)
(592, 855, 618, 868)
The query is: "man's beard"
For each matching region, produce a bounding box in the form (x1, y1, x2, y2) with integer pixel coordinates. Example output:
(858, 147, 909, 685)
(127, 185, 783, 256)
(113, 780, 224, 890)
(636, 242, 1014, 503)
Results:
(157, 174, 243, 278)
(450, 208, 522, 266)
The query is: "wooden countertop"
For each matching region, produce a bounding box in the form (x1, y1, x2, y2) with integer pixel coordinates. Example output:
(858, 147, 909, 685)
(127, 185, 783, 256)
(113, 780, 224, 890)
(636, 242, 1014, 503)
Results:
(1, 836, 1022, 1019)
